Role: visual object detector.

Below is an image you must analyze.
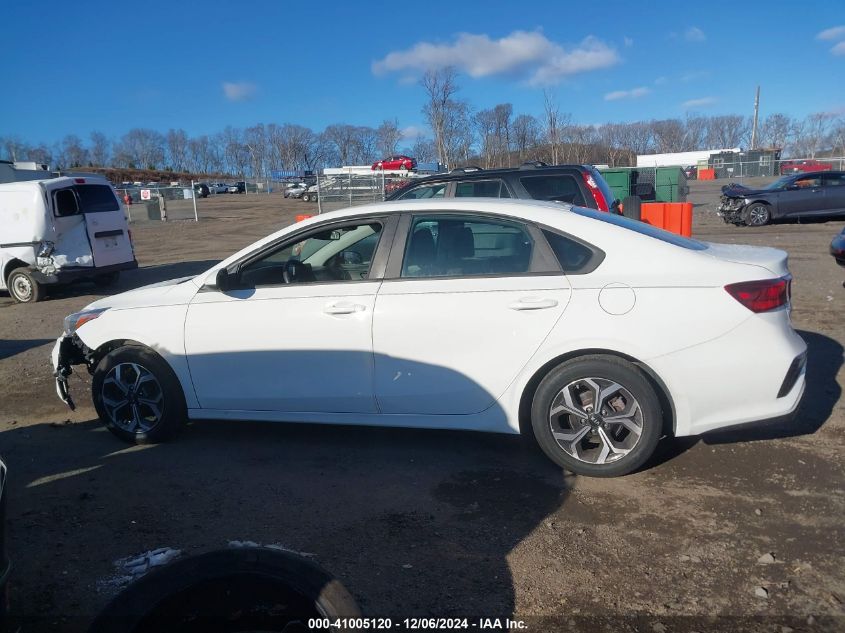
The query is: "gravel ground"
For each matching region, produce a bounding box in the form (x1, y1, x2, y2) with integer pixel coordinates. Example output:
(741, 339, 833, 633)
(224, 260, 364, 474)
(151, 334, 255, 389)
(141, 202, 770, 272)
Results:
(1, 184, 843, 632)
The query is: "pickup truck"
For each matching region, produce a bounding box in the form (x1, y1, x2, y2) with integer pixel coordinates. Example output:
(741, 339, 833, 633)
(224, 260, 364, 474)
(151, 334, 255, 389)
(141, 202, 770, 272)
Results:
(780, 159, 833, 175)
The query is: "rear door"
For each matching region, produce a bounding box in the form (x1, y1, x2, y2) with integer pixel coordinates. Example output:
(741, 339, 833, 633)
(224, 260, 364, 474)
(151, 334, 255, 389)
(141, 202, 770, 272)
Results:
(372, 212, 570, 416)
(821, 173, 845, 214)
(74, 183, 133, 266)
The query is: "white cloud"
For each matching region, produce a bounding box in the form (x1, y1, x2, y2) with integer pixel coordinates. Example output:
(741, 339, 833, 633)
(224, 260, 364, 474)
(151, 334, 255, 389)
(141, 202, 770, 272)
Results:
(222, 81, 257, 102)
(604, 86, 651, 101)
(682, 97, 717, 108)
(400, 125, 425, 139)
(832, 41, 845, 56)
(817, 25, 845, 40)
(684, 27, 706, 42)
(372, 30, 619, 85)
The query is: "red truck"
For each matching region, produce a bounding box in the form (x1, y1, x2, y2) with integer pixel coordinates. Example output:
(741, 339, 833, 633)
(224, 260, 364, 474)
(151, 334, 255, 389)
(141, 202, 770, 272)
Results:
(780, 159, 833, 175)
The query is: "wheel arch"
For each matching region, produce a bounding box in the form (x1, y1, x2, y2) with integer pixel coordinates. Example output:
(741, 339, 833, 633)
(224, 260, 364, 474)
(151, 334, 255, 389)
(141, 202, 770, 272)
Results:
(3, 258, 31, 284)
(517, 348, 676, 440)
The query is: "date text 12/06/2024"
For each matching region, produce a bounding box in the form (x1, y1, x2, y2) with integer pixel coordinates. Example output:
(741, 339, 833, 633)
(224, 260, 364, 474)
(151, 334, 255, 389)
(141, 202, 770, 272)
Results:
(308, 618, 527, 630)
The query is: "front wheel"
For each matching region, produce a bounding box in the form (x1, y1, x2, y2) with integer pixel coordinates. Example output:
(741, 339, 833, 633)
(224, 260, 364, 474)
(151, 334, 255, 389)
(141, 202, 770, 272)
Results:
(531, 355, 662, 477)
(7, 268, 44, 303)
(745, 203, 771, 226)
(93, 346, 187, 444)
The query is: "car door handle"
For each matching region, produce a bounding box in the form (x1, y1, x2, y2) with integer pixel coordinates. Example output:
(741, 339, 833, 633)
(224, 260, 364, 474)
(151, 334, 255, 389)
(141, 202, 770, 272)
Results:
(323, 302, 366, 315)
(509, 298, 558, 311)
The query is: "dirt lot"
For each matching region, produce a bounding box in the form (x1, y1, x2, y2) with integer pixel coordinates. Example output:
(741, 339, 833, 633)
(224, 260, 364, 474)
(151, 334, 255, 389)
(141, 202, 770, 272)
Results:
(1, 184, 844, 631)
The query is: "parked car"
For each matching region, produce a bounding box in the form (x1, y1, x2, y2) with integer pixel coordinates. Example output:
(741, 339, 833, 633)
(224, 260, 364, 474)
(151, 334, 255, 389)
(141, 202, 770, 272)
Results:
(372, 155, 416, 171)
(718, 171, 845, 226)
(210, 183, 228, 194)
(831, 226, 845, 267)
(194, 183, 210, 198)
(683, 165, 697, 180)
(284, 183, 308, 198)
(0, 175, 138, 302)
(780, 159, 833, 175)
(228, 181, 246, 194)
(387, 163, 625, 216)
(52, 199, 805, 477)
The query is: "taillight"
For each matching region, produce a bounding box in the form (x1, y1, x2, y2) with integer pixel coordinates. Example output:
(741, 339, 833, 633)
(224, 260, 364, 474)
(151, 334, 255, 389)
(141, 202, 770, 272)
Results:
(74, 178, 86, 184)
(725, 277, 791, 313)
(581, 171, 609, 211)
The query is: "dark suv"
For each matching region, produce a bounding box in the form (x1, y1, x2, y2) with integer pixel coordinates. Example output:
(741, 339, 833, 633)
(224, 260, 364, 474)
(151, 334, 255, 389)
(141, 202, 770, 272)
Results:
(386, 163, 624, 215)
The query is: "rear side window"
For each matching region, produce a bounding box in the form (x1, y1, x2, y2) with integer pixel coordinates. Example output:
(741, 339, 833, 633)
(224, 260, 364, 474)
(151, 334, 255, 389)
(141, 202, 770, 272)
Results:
(454, 179, 511, 198)
(572, 207, 708, 250)
(397, 182, 447, 200)
(520, 175, 586, 206)
(401, 216, 533, 278)
(73, 185, 120, 213)
(542, 230, 598, 273)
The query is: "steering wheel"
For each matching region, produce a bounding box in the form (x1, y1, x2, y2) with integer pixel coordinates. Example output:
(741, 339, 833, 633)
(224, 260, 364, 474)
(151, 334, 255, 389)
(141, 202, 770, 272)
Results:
(282, 259, 312, 284)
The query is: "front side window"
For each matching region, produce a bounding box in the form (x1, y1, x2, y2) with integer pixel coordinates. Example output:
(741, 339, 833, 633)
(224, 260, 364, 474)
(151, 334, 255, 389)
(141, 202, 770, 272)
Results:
(401, 216, 533, 278)
(454, 179, 510, 198)
(397, 182, 447, 200)
(239, 222, 382, 287)
(794, 176, 822, 188)
(520, 175, 586, 205)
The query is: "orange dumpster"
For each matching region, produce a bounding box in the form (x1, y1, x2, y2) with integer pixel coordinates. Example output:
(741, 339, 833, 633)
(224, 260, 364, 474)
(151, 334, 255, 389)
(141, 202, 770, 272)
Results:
(295, 214, 313, 222)
(698, 168, 715, 180)
(640, 202, 693, 237)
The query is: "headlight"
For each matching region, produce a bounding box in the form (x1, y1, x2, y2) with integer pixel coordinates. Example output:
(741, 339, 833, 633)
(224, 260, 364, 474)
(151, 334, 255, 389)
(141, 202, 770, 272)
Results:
(37, 241, 55, 257)
(63, 308, 108, 336)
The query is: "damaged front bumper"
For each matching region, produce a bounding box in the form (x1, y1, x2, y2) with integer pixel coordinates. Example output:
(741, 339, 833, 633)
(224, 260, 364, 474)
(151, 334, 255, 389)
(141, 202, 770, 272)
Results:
(51, 335, 90, 411)
(717, 197, 747, 224)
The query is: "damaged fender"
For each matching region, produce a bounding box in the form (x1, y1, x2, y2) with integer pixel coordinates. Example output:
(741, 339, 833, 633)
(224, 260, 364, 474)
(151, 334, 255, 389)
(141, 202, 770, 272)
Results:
(51, 335, 90, 411)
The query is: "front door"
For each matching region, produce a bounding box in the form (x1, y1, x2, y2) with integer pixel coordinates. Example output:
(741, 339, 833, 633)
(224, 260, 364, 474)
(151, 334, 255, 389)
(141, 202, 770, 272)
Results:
(372, 213, 571, 416)
(184, 218, 389, 413)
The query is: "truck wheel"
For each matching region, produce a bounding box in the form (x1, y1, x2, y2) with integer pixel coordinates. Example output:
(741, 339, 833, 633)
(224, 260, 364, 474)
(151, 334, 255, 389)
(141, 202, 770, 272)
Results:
(7, 268, 44, 303)
(303, 193, 310, 202)
(621, 196, 642, 221)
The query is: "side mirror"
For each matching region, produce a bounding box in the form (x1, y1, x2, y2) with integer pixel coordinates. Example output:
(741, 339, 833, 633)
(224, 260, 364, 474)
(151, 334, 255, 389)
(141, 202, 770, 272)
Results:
(215, 268, 232, 292)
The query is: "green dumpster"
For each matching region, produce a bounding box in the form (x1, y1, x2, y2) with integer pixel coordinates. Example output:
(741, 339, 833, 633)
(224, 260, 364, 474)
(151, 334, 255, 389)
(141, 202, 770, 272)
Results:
(654, 167, 689, 203)
(600, 169, 633, 201)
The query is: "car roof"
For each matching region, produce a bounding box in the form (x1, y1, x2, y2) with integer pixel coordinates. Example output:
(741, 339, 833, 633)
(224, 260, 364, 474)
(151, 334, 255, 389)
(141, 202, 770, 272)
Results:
(406, 164, 588, 182)
(789, 170, 843, 177)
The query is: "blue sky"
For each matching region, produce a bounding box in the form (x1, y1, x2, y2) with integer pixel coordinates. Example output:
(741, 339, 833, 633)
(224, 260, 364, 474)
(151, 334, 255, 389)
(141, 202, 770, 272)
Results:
(1, 0, 843, 145)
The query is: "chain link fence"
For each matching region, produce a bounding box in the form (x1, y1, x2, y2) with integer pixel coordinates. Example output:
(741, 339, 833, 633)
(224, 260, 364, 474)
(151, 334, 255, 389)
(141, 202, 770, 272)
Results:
(293, 172, 417, 213)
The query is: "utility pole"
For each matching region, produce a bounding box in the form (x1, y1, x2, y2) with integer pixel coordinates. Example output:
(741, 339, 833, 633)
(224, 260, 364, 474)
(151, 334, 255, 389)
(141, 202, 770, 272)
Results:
(750, 86, 760, 150)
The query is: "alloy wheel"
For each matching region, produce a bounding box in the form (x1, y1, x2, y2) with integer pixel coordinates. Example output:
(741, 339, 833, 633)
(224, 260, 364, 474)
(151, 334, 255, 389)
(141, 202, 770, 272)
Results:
(100, 363, 164, 433)
(548, 377, 643, 465)
(748, 205, 769, 226)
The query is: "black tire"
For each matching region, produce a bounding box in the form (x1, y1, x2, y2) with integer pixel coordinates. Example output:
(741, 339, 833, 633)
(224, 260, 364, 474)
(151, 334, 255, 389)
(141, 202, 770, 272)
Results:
(92, 345, 187, 444)
(302, 193, 310, 202)
(621, 195, 642, 221)
(744, 202, 771, 226)
(7, 267, 44, 303)
(530, 355, 662, 477)
(93, 271, 120, 287)
(89, 548, 361, 633)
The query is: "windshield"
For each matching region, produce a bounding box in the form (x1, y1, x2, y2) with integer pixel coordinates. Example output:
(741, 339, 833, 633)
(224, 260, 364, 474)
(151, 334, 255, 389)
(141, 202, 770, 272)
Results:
(765, 177, 792, 190)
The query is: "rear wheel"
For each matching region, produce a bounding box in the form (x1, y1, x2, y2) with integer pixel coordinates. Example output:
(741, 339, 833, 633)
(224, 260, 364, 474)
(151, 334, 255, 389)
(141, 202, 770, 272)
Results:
(92, 345, 187, 444)
(7, 268, 43, 303)
(531, 355, 662, 477)
(745, 203, 771, 226)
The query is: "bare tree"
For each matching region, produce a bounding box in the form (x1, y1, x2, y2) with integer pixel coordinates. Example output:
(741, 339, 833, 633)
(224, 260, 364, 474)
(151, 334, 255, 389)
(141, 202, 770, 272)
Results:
(411, 136, 438, 163)
(376, 119, 403, 158)
(60, 135, 88, 167)
(511, 114, 541, 164)
(116, 128, 166, 169)
(792, 112, 834, 158)
(650, 119, 687, 153)
(542, 90, 567, 164)
(474, 109, 497, 168)
(166, 129, 189, 172)
(0, 135, 29, 162)
(683, 116, 709, 151)
(758, 113, 793, 150)
(421, 66, 460, 167)
(89, 131, 110, 167)
(26, 144, 53, 166)
(323, 124, 360, 166)
(706, 115, 750, 149)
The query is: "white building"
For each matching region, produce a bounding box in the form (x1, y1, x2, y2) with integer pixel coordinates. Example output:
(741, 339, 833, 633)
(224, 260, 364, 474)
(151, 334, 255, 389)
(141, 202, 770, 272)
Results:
(636, 148, 740, 168)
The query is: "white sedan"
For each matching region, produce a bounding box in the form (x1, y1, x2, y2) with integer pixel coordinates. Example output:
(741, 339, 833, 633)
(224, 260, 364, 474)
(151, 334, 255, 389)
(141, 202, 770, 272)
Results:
(52, 199, 806, 477)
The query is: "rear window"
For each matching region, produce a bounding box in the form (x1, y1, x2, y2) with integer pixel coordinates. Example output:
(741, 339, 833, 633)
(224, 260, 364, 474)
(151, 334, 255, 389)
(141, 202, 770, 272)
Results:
(520, 175, 586, 206)
(73, 185, 120, 213)
(571, 207, 708, 250)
